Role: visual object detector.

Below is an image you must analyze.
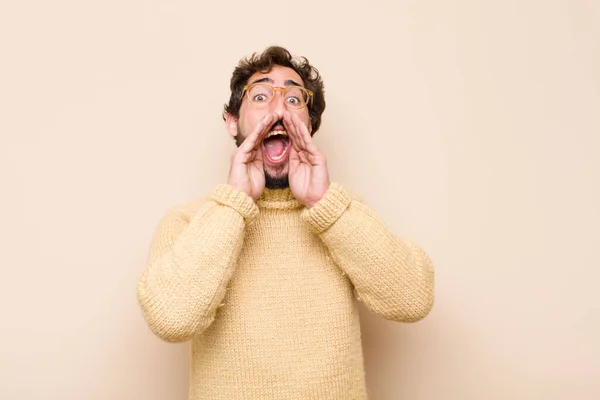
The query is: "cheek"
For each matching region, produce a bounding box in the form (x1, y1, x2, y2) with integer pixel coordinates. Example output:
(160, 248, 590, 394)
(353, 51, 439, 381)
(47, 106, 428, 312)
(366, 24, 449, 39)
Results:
(290, 107, 309, 120)
(298, 109, 311, 129)
(241, 109, 267, 130)
(238, 114, 254, 135)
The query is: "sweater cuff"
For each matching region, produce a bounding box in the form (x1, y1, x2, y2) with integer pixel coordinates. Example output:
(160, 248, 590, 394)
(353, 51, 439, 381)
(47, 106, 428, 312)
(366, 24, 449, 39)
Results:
(210, 184, 259, 224)
(301, 182, 352, 233)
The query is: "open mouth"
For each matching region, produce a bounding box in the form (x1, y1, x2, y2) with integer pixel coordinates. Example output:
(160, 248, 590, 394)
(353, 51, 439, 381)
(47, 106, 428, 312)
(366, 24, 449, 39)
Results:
(262, 126, 290, 164)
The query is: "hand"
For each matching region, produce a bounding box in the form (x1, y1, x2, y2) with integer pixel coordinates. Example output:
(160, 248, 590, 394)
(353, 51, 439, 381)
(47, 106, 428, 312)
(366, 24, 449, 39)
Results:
(228, 113, 276, 200)
(284, 111, 330, 208)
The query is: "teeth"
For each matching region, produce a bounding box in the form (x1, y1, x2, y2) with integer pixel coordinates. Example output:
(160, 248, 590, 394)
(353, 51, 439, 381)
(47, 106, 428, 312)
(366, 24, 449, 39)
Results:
(270, 152, 285, 161)
(266, 130, 287, 138)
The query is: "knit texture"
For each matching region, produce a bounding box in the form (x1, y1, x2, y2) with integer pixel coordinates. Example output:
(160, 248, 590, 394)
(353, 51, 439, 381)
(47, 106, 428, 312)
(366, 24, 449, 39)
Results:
(137, 183, 434, 399)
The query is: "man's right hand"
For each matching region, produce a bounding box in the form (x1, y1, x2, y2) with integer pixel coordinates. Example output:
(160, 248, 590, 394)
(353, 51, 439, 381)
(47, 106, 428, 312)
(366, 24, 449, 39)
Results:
(227, 113, 276, 200)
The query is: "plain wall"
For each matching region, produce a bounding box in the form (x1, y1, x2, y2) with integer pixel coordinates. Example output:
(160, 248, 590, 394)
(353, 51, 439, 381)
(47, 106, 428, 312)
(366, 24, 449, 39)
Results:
(1, 0, 598, 399)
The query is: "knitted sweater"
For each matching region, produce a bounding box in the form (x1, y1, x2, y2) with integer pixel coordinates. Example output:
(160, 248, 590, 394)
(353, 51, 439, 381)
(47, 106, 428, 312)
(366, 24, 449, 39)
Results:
(137, 182, 434, 399)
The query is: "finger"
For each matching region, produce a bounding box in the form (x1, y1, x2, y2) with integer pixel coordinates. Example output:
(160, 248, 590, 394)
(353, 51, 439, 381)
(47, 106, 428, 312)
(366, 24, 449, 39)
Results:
(289, 131, 309, 165)
(289, 115, 307, 154)
(288, 144, 300, 164)
(308, 152, 325, 165)
(292, 113, 313, 149)
(249, 113, 274, 150)
(287, 115, 313, 165)
(291, 114, 318, 155)
(242, 113, 274, 152)
(283, 112, 302, 152)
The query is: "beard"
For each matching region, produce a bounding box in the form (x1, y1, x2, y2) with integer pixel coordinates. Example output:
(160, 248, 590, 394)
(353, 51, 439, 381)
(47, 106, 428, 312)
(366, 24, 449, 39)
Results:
(235, 126, 289, 189)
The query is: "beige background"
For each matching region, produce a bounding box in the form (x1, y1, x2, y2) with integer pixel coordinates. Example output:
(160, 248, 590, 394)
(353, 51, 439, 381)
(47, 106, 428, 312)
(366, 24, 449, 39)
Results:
(1, 0, 599, 399)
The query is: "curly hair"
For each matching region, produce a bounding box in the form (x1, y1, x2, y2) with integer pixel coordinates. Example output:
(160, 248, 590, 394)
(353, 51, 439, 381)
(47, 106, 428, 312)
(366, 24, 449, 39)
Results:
(223, 46, 326, 134)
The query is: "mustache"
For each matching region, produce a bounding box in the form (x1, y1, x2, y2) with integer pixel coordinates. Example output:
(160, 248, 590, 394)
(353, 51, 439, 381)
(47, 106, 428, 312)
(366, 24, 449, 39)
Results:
(269, 120, 285, 130)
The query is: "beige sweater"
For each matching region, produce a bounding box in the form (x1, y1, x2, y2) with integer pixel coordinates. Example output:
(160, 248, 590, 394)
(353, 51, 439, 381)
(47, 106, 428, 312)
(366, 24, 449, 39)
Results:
(137, 182, 434, 399)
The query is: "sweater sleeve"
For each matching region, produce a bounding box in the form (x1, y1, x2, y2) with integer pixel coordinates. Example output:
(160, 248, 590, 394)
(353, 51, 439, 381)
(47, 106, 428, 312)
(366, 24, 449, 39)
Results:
(301, 183, 434, 322)
(137, 184, 259, 342)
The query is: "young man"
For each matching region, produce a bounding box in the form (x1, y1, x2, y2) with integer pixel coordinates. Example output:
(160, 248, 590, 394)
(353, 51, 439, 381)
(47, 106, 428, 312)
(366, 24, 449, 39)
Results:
(137, 46, 434, 399)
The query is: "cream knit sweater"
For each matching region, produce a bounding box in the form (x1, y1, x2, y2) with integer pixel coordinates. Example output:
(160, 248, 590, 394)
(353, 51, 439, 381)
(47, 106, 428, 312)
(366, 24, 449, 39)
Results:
(137, 182, 434, 399)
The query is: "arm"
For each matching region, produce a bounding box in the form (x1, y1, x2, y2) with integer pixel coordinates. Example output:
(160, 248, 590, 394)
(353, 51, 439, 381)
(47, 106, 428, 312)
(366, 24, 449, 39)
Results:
(284, 113, 433, 322)
(137, 184, 258, 342)
(301, 183, 434, 322)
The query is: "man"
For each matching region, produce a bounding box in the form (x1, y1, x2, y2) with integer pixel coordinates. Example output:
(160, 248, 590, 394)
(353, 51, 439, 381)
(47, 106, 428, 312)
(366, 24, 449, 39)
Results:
(137, 46, 434, 399)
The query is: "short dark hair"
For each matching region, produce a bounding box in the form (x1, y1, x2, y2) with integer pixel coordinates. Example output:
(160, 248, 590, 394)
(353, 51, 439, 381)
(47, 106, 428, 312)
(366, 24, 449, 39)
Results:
(223, 46, 326, 134)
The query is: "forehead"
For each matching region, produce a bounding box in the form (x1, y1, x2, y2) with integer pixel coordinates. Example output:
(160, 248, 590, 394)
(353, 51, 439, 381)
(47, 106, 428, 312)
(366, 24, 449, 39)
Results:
(248, 65, 304, 87)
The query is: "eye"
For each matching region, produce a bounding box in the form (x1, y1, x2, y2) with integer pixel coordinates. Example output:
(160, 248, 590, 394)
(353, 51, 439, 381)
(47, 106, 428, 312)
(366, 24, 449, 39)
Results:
(286, 96, 300, 104)
(253, 94, 268, 102)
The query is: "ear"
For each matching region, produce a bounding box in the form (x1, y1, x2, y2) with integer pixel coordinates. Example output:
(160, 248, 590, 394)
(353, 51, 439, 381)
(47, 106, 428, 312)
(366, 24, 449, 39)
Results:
(225, 113, 238, 138)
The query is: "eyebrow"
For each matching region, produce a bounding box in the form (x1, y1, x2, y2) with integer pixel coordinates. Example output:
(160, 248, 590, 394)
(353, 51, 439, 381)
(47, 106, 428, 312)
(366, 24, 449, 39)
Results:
(249, 77, 304, 87)
(285, 79, 303, 87)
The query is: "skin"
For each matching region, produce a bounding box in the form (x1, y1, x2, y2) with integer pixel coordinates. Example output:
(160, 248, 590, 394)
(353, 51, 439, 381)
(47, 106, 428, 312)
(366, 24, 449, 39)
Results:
(225, 66, 330, 208)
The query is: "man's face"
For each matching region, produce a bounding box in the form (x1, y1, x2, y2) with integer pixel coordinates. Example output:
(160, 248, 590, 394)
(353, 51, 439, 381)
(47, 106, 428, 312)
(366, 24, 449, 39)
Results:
(226, 65, 312, 189)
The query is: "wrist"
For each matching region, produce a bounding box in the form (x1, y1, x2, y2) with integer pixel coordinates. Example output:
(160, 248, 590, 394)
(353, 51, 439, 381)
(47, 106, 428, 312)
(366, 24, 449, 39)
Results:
(300, 182, 351, 233)
(211, 184, 260, 223)
(303, 183, 331, 209)
(227, 179, 256, 200)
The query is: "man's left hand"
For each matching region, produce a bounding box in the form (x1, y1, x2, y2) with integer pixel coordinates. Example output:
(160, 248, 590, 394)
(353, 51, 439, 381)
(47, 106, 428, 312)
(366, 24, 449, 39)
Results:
(284, 111, 330, 208)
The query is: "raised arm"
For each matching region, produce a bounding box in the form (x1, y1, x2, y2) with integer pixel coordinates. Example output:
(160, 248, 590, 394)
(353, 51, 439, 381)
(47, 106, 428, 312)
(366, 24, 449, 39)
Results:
(137, 185, 258, 342)
(301, 183, 434, 322)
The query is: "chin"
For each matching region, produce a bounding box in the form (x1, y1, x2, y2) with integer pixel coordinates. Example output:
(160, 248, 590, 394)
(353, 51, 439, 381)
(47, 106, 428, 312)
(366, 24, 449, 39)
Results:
(264, 162, 288, 177)
(264, 164, 290, 189)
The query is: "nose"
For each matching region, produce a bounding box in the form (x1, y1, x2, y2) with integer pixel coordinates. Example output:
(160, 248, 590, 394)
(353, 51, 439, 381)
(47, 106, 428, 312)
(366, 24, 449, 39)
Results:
(268, 88, 286, 115)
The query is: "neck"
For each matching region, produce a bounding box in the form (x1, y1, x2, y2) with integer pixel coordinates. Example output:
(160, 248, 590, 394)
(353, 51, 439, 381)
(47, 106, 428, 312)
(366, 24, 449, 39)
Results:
(256, 187, 302, 210)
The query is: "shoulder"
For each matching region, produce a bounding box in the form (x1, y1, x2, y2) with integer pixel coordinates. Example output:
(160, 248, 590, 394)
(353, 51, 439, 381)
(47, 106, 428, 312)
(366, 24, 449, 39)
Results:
(160, 197, 213, 224)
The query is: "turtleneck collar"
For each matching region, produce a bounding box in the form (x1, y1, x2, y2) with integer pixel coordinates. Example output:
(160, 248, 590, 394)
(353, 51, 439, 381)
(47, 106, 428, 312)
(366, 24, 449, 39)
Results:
(256, 187, 302, 210)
